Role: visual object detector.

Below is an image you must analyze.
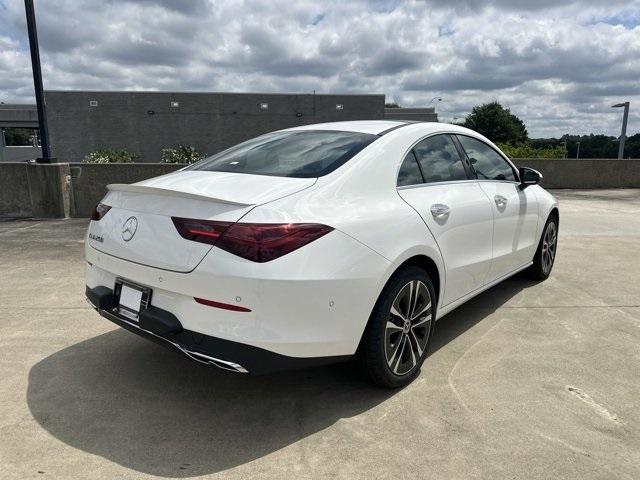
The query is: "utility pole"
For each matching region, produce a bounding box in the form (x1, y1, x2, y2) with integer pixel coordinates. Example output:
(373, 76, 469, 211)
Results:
(25, 0, 53, 163)
(576, 141, 580, 159)
(612, 102, 629, 160)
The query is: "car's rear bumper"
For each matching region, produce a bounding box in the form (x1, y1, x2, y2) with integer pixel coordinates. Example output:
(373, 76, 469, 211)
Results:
(86, 285, 351, 375)
(85, 228, 391, 358)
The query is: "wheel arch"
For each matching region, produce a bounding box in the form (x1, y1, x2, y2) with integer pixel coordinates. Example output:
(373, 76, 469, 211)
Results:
(361, 251, 443, 340)
(393, 255, 441, 307)
(536, 205, 559, 245)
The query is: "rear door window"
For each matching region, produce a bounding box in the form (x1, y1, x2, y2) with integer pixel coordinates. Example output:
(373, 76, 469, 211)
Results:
(412, 134, 469, 183)
(397, 150, 424, 187)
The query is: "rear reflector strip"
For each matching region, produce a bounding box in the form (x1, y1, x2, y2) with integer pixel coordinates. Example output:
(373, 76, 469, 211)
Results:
(194, 297, 252, 312)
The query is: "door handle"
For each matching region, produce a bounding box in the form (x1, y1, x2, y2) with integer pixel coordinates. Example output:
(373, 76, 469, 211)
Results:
(494, 195, 507, 207)
(430, 203, 450, 218)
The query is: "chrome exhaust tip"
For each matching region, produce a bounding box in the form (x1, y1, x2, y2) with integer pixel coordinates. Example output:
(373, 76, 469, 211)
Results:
(97, 307, 249, 374)
(177, 346, 249, 373)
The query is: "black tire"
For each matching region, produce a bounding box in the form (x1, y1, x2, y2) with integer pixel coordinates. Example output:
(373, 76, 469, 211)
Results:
(357, 266, 436, 388)
(527, 215, 558, 280)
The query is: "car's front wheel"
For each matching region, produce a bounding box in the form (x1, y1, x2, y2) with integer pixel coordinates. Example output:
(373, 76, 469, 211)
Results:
(358, 266, 436, 388)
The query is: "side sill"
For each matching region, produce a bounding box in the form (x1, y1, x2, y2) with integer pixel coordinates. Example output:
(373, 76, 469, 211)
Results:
(436, 261, 533, 320)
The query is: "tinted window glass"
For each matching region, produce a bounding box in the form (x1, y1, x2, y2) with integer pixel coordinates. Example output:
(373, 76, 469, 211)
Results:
(457, 135, 516, 181)
(397, 150, 424, 186)
(188, 130, 377, 178)
(412, 135, 468, 183)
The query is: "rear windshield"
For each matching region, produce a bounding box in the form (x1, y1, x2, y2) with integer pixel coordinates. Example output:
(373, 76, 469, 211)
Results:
(187, 130, 377, 178)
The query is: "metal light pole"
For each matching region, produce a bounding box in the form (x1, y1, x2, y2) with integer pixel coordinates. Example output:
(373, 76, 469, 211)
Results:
(612, 102, 629, 160)
(24, 0, 53, 163)
(576, 141, 580, 159)
(428, 96, 442, 114)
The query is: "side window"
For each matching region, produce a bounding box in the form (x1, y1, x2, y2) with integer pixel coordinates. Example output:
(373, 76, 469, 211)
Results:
(456, 135, 516, 182)
(412, 134, 468, 183)
(397, 150, 424, 187)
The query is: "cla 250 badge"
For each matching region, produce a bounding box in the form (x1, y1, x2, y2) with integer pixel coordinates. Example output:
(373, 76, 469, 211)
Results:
(89, 233, 104, 243)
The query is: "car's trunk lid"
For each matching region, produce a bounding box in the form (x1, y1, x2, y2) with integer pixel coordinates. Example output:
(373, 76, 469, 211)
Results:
(87, 171, 316, 272)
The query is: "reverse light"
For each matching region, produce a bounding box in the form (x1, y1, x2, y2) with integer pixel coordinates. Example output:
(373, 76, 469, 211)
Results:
(172, 217, 334, 262)
(90, 203, 111, 221)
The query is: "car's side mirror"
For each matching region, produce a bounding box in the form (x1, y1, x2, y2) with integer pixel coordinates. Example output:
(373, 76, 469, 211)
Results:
(519, 167, 542, 189)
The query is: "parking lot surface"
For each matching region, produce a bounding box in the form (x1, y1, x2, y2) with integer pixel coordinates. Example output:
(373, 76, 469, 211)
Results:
(1, 189, 639, 479)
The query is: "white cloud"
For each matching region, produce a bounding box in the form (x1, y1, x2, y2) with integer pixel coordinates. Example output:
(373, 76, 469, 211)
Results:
(0, 0, 638, 137)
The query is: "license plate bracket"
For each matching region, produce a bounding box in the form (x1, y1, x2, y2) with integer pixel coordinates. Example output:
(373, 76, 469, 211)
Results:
(114, 279, 152, 321)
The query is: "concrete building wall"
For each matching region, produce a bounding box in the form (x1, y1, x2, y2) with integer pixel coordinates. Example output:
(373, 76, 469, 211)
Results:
(384, 107, 438, 122)
(45, 91, 385, 162)
(0, 146, 42, 162)
(0, 104, 39, 128)
(0, 163, 32, 217)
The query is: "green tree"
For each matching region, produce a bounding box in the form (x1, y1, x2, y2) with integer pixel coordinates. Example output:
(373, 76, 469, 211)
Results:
(462, 102, 528, 145)
(624, 133, 640, 158)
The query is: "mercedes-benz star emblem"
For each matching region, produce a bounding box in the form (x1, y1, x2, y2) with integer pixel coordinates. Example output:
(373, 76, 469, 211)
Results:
(121, 216, 138, 242)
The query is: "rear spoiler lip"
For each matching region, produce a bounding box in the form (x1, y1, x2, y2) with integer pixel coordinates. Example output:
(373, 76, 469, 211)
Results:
(106, 184, 253, 207)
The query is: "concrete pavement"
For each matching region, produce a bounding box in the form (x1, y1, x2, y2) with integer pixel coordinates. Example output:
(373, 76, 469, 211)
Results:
(1, 189, 639, 479)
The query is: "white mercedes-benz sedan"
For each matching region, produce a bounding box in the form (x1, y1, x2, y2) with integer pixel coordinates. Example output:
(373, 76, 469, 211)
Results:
(85, 120, 558, 387)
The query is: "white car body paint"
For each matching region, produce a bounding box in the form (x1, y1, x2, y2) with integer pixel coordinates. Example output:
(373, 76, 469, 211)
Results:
(85, 121, 558, 365)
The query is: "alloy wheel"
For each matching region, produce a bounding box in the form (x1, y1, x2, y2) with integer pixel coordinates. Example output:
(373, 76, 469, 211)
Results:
(541, 222, 557, 274)
(384, 280, 432, 376)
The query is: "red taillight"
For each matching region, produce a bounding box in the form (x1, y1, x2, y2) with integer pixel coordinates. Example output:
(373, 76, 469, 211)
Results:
(91, 203, 111, 221)
(172, 217, 333, 262)
(171, 217, 232, 245)
(218, 223, 334, 262)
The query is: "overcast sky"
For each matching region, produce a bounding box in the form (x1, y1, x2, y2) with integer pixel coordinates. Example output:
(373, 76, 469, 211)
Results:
(1, 0, 638, 137)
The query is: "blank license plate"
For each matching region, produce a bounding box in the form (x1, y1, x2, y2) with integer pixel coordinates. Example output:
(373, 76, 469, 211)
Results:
(116, 281, 150, 320)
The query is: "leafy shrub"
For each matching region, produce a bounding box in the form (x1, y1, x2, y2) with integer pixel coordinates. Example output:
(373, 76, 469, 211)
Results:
(496, 143, 566, 159)
(161, 145, 204, 164)
(83, 149, 138, 163)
